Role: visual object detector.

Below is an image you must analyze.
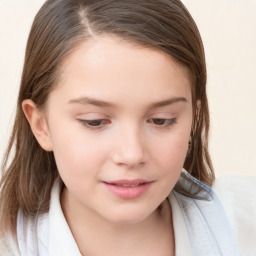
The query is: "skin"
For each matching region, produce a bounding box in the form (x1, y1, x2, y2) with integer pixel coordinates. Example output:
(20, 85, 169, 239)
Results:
(23, 36, 193, 256)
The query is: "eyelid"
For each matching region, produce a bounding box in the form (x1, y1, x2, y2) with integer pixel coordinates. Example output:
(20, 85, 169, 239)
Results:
(147, 117, 177, 127)
(76, 112, 109, 119)
(148, 111, 176, 118)
(78, 118, 111, 130)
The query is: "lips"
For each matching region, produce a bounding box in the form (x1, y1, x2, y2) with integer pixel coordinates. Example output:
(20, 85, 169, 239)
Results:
(103, 179, 153, 199)
(113, 183, 144, 187)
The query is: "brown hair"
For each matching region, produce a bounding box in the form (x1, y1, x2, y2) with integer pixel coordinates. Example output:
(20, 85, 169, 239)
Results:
(0, 0, 214, 234)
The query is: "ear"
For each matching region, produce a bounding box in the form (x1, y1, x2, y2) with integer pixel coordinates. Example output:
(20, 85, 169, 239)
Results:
(22, 99, 53, 151)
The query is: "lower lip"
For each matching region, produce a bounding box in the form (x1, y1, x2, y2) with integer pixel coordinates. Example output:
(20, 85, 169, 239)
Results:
(103, 182, 152, 199)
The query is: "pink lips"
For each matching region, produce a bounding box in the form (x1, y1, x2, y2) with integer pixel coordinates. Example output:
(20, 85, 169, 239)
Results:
(103, 179, 153, 199)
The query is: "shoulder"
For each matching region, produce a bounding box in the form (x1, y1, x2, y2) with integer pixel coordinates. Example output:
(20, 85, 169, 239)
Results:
(213, 175, 256, 213)
(213, 175, 256, 255)
(0, 232, 20, 256)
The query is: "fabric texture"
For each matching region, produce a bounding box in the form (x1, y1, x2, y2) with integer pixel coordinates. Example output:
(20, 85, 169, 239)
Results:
(213, 175, 256, 256)
(0, 170, 255, 256)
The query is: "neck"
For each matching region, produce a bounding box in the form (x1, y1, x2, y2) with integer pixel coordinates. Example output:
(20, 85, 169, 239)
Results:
(61, 188, 175, 256)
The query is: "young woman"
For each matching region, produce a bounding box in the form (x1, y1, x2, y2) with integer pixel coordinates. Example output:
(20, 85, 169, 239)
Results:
(0, 0, 255, 255)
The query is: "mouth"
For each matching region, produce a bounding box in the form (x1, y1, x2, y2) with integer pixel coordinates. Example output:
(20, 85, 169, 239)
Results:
(103, 180, 153, 199)
(113, 183, 146, 187)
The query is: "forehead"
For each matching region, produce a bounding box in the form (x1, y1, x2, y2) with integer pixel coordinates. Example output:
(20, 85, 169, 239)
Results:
(53, 36, 192, 106)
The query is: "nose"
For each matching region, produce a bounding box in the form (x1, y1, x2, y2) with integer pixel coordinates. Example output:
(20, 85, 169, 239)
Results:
(112, 125, 146, 168)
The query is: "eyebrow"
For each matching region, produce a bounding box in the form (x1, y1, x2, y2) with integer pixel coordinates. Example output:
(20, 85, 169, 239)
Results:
(68, 97, 113, 107)
(149, 97, 187, 109)
(68, 96, 187, 108)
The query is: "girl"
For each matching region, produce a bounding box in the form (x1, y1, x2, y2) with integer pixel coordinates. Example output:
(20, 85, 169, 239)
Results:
(0, 0, 255, 255)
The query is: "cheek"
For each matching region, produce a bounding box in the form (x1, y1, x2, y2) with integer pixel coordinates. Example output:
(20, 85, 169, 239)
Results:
(151, 133, 189, 195)
(152, 131, 189, 173)
(49, 121, 106, 179)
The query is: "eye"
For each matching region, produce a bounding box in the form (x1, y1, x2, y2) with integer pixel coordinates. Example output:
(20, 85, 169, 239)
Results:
(78, 119, 110, 129)
(148, 118, 177, 127)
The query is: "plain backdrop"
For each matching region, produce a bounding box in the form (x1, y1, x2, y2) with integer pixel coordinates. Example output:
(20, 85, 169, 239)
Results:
(0, 0, 256, 176)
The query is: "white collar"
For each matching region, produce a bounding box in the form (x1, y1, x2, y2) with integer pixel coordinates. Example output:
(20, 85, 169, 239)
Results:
(48, 179, 191, 256)
(17, 178, 192, 256)
(17, 170, 240, 256)
(169, 193, 193, 256)
(48, 179, 81, 256)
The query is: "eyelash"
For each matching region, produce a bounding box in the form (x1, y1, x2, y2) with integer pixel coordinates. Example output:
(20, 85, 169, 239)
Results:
(78, 119, 110, 130)
(78, 118, 177, 131)
(147, 118, 177, 127)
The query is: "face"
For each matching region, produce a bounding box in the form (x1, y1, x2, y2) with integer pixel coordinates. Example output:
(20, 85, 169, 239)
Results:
(43, 37, 193, 224)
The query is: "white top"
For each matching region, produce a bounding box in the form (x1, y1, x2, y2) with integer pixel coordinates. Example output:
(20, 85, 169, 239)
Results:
(213, 175, 256, 255)
(1, 170, 256, 256)
(16, 179, 193, 256)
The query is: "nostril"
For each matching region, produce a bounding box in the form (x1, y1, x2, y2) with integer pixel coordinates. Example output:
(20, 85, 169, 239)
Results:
(112, 150, 146, 168)
(111, 129, 146, 167)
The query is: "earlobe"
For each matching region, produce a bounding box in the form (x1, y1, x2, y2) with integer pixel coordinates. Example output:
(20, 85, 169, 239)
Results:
(22, 99, 53, 151)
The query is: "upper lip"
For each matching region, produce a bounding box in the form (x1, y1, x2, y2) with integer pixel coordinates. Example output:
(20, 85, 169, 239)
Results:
(104, 179, 152, 186)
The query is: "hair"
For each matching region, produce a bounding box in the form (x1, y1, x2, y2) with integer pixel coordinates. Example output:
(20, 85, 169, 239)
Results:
(0, 0, 214, 235)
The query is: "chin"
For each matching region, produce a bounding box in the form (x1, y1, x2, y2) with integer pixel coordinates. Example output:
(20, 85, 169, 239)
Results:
(103, 205, 159, 225)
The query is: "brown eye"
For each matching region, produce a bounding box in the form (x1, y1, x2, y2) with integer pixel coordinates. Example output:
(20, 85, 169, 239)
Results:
(86, 120, 104, 126)
(152, 118, 166, 125)
(148, 118, 177, 127)
(78, 119, 111, 129)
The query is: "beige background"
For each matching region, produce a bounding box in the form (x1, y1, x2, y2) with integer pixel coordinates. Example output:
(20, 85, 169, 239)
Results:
(1, 0, 256, 176)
